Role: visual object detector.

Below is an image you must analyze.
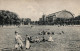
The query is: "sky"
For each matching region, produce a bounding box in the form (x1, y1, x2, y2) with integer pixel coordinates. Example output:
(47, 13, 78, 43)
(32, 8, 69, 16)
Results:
(0, 0, 80, 21)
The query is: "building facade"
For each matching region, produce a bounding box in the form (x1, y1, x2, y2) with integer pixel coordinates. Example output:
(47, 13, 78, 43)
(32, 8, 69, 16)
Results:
(39, 10, 74, 25)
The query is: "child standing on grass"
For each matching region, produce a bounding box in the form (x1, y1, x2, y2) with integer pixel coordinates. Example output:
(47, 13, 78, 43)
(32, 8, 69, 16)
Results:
(25, 35, 31, 49)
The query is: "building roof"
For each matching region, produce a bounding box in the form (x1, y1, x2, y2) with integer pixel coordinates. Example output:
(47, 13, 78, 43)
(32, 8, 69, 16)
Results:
(47, 10, 74, 19)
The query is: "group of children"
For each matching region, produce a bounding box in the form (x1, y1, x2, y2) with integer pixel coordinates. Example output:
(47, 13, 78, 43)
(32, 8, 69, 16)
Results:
(14, 30, 54, 50)
(15, 31, 31, 50)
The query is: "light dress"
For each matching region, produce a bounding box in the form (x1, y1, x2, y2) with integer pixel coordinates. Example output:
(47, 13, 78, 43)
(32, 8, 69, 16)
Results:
(15, 34, 24, 48)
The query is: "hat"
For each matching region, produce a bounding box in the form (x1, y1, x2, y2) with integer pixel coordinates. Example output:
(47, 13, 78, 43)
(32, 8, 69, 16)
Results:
(15, 31, 18, 34)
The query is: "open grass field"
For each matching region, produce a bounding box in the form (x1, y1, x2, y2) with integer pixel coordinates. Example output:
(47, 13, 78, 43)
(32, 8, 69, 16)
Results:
(0, 25, 80, 51)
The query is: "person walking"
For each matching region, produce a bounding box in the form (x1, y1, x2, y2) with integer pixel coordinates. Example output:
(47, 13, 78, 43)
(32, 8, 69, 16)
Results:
(15, 31, 24, 49)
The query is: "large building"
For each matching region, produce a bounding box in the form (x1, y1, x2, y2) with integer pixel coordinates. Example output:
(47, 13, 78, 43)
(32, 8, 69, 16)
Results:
(39, 10, 74, 25)
(46, 10, 74, 20)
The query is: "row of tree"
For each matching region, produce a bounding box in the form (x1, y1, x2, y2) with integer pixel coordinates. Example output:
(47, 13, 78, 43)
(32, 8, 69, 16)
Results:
(0, 10, 33, 27)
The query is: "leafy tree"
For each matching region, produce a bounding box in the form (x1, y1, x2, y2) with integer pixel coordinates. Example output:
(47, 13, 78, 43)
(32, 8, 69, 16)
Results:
(0, 10, 20, 26)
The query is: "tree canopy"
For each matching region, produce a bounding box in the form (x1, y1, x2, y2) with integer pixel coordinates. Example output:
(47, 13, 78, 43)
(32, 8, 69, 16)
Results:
(0, 10, 20, 26)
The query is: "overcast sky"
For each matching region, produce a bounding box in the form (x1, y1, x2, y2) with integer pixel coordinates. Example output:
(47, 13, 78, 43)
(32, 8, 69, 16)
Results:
(0, 0, 80, 21)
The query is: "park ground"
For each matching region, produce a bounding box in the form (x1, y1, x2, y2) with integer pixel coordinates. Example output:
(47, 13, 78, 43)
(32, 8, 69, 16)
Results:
(0, 25, 80, 51)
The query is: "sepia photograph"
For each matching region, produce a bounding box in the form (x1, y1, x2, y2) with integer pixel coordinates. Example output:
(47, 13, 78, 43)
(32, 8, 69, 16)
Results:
(0, 0, 80, 51)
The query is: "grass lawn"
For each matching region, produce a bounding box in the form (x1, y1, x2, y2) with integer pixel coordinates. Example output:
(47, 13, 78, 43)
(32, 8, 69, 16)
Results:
(0, 25, 80, 51)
